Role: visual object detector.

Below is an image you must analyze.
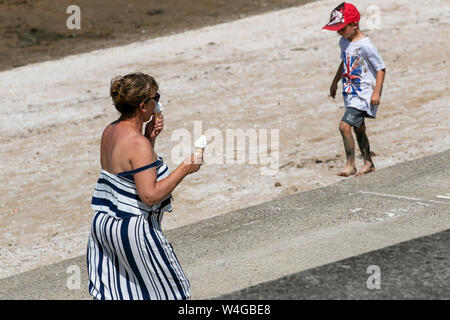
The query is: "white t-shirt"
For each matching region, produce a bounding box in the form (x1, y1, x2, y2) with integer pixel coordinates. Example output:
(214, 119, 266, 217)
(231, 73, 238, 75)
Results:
(339, 36, 385, 118)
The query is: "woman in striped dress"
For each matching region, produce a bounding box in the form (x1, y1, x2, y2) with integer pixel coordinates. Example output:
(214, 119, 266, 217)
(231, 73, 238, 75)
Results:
(87, 73, 202, 300)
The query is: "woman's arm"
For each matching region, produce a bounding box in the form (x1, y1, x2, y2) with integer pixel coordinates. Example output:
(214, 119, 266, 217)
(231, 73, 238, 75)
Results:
(131, 135, 201, 206)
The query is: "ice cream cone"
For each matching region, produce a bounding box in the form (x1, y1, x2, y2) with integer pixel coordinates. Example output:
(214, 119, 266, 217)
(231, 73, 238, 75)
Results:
(195, 147, 204, 156)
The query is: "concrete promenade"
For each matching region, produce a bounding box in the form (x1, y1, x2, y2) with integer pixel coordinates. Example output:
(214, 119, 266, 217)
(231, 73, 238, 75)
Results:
(1, 150, 449, 299)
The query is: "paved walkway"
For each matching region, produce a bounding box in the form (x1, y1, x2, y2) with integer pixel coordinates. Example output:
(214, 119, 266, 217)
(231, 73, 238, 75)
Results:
(1, 150, 449, 299)
(217, 229, 450, 299)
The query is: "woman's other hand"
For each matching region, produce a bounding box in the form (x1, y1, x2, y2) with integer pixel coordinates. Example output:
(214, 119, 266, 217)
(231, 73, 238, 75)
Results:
(183, 153, 202, 175)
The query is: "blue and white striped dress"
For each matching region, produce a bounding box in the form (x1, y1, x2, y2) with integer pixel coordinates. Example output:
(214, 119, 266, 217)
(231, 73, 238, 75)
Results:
(86, 156, 191, 300)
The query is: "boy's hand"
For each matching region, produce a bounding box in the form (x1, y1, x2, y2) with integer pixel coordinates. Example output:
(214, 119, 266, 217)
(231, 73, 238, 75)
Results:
(370, 92, 381, 106)
(329, 82, 338, 99)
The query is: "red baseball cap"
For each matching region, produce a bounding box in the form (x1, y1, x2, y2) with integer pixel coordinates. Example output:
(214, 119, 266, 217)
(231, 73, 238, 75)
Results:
(322, 2, 360, 31)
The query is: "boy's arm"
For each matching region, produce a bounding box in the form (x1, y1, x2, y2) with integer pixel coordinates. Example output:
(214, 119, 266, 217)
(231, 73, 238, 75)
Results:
(371, 68, 386, 106)
(330, 60, 343, 99)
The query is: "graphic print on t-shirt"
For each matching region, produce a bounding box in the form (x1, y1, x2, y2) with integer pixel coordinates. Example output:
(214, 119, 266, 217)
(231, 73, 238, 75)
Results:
(342, 50, 362, 96)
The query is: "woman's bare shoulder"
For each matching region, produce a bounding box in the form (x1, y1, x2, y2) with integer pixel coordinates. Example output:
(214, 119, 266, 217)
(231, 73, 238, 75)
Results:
(128, 134, 158, 169)
(128, 132, 152, 149)
(101, 121, 117, 141)
(100, 122, 155, 172)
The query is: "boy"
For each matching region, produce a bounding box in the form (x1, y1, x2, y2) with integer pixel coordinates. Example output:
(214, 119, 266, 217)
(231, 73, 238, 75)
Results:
(323, 2, 386, 176)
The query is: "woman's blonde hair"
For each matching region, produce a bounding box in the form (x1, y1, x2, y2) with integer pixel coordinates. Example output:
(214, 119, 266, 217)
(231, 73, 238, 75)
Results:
(110, 72, 158, 118)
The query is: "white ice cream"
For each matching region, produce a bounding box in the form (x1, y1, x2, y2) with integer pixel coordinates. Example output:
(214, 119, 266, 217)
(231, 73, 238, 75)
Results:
(195, 135, 207, 150)
(155, 102, 163, 114)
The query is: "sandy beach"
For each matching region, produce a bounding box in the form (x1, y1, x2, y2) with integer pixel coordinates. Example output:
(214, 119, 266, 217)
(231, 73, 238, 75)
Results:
(1, 0, 449, 278)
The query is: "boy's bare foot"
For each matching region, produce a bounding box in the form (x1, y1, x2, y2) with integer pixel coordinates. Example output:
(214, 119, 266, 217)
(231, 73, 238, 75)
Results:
(355, 163, 375, 176)
(337, 166, 356, 177)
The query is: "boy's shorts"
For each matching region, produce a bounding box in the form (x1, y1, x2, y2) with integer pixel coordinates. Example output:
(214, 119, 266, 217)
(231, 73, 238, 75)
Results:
(341, 107, 368, 128)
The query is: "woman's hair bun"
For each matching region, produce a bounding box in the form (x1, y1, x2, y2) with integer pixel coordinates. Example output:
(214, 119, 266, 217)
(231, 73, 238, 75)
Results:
(110, 76, 125, 98)
(109, 73, 158, 118)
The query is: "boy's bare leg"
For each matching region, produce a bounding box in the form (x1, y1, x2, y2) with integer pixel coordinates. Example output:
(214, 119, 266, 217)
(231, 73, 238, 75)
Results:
(338, 121, 357, 176)
(353, 124, 375, 176)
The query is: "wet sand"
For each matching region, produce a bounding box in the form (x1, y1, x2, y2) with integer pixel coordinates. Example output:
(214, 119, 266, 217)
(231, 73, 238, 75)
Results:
(1, 0, 449, 278)
(0, 0, 313, 71)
